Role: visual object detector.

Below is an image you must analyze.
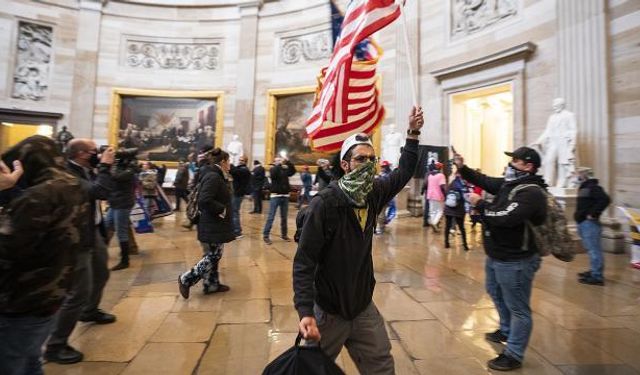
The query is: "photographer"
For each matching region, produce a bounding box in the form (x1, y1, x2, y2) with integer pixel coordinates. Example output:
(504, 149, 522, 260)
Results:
(106, 149, 139, 271)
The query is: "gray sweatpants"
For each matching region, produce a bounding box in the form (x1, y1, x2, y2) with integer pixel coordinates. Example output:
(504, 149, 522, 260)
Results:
(314, 302, 394, 375)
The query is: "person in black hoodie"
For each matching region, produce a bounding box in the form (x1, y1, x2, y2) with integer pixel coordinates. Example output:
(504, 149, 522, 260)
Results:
(0, 136, 88, 375)
(178, 148, 235, 297)
(250, 160, 266, 214)
(293, 107, 423, 374)
(105, 157, 138, 271)
(230, 156, 252, 238)
(574, 166, 610, 285)
(454, 146, 547, 371)
(262, 156, 296, 245)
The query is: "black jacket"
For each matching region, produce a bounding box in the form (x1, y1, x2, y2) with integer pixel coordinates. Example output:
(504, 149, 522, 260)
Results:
(268, 161, 296, 194)
(231, 164, 252, 197)
(197, 165, 235, 244)
(443, 179, 468, 218)
(67, 161, 114, 250)
(252, 165, 266, 192)
(108, 164, 137, 209)
(293, 138, 418, 320)
(173, 166, 189, 190)
(574, 179, 610, 223)
(459, 166, 547, 261)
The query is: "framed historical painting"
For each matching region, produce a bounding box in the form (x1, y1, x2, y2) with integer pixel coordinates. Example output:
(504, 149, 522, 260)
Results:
(108, 88, 224, 166)
(265, 86, 381, 172)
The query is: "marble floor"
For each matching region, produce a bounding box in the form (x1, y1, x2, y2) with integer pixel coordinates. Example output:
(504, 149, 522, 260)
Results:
(44, 205, 640, 375)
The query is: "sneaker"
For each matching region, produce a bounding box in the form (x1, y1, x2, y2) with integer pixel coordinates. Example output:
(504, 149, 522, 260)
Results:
(487, 352, 522, 371)
(577, 270, 591, 278)
(579, 276, 604, 286)
(281, 236, 292, 242)
(79, 309, 116, 324)
(44, 344, 84, 364)
(263, 237, 273, 245)
(204, 284, 231, 294)
(485, 329, 508, 344)
(178, 275, 190, 299)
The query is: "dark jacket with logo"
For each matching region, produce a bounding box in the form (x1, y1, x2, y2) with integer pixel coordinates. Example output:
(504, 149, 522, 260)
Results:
(197, 165, 235, 244)
(67, 161, 114, 251)
(268, 161, 296, 194)
(459, 166, 547, 261)
(574, 179, 610, 223)
(0, 136, 89, 317)
(293, 138, 418, 321)
(231, 164, 252, 197)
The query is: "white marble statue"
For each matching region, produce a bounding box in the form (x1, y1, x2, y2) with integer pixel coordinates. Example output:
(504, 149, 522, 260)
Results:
(531, 98, 577, 188)
(227, 134, 244, 166)
(382, 124, 404, 167)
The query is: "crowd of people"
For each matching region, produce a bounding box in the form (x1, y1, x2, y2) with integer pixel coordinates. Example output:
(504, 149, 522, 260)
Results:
(0, 104, 613, 374)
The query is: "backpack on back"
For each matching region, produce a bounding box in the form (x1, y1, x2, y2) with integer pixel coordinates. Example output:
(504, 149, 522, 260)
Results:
(186, 180, 202, 224)
(445, 190, 460, 208)
(294, 189, 340, 243)
(509, 184, 575, 262)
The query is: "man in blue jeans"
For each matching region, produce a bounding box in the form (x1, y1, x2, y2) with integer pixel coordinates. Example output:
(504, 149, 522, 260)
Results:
(574, 166, 610, 285)
(263, 157, 296, 245)
(455, 146, 547, 371)
(230, 156, 252, 238)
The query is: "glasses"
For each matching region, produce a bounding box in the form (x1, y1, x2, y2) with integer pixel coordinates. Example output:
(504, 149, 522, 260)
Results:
(350, 155, 378, 163)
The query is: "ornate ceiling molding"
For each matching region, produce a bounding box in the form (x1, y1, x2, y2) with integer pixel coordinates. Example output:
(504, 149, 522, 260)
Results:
(123, 36, 223, 71)
(276, 24, 331, 66)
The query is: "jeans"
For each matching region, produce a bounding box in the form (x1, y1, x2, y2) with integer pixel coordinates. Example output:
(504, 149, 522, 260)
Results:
(297, 187, 311, 208)
(252, 190, 263, 213)
(485, 254, 541, 362)
(232, 195, 244, 236)
(0, 314, 54, 375)
(263, 196, 289, 238)
(314, 302, 394, 374)
(181, 243, 224, 290)
(578, 220, 604, 280)
(105, 208, 131, 243)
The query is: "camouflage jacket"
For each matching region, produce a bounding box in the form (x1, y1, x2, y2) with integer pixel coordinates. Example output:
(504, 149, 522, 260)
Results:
(0, 137, 89, 316)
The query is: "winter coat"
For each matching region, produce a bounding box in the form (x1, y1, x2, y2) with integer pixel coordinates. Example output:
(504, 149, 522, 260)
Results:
(444, 178, 468, 218)
(251, 165, 266, 192)
(0, 136, 89, 316)
(231, 164, 252, 197)
(268, 161, 296, 194)
(574, 179, 610, 223)
(459, 166, 547, 261)
(108, 164, 136, 209)
(293, 138, 418, 321)
(197, 165, 236, 244)
(173, 165, 189, 190)
(140, 170, 158, 197)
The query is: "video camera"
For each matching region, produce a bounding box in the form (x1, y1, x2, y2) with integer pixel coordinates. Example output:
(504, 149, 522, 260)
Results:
(100, 146, 139, 166)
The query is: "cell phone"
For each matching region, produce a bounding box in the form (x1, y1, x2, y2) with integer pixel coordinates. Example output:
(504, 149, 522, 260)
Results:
(450, 145, 458, 155)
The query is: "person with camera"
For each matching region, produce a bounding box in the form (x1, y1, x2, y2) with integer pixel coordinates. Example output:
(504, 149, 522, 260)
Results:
(453, 147, 546, 371)
(44, 139, 117, 365)
(294, 107, 423, 374)
(1, 136, 88, 374)
(262, 156, 297, 245)
(178, 148, 235, 297)
(106, 151, 139, 271)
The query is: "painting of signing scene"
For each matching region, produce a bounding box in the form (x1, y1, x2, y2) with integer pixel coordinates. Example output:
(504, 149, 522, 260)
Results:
(110, 89, 223, 163)
(267, 87, 333, 168)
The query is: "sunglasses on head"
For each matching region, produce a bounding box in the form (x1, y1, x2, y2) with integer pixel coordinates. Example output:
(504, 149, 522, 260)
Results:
(355, 134, 370, 142)
(351, 155, 378, 163)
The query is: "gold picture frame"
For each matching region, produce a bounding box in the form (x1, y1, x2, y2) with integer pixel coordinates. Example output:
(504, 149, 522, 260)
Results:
(265, 86, 381, 173)
(108, 88, 224, 167)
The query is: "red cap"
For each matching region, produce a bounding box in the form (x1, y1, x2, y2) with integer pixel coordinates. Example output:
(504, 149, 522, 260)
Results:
(380, 160, 391, 167)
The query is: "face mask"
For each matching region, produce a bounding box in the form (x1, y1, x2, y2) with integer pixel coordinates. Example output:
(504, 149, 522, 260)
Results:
(504, 164, 529, 182)
(89, 153, 100, 168)
(338, 160, 376, 207)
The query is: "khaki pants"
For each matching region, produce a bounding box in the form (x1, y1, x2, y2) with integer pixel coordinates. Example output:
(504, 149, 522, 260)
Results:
(314, 302, 394, 375)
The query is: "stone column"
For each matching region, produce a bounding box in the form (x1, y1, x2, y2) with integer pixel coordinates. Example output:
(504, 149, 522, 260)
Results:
(556, 0, 610, 192)
(68, 0, 104, 138)
(232, 1, 262, 161)
(394, 0, 422, 216)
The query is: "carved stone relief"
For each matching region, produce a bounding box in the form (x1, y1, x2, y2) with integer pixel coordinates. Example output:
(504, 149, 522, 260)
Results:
(125, 38, 222, 71)
(12, 21, 53, 101)
(451, 0, 519, 39)
(279, 30, 331, 65)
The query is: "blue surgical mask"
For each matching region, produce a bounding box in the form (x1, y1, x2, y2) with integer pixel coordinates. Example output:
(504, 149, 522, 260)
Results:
(504, 164, 529, 182)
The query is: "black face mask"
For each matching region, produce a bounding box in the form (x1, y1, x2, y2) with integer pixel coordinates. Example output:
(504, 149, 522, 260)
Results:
(89, 152, 100, 168)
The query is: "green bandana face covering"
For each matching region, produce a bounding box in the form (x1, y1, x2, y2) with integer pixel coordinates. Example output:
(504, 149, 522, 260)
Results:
(338, 160, 376, 207)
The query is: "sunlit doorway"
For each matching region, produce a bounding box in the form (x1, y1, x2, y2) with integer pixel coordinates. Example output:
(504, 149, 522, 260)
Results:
(449, 83, 514, 177)
(0, 122, 54, 154)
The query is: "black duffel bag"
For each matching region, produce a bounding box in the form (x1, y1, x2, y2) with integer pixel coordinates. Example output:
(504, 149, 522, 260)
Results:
(262, 334, 345, 375)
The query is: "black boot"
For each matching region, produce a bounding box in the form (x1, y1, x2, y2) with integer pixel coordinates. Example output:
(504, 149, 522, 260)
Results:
(111, 241, 130, 271)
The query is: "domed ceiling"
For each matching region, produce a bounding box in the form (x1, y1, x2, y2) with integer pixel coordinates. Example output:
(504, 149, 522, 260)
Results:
(111, 0, 276, 7)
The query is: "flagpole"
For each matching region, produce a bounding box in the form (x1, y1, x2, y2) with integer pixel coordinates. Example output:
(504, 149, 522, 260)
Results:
(397, 0, 418, 107)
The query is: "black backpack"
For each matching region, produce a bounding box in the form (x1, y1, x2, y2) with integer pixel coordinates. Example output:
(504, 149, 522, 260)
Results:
(294, 189, 340, 243)
(262, 334, 345, 375)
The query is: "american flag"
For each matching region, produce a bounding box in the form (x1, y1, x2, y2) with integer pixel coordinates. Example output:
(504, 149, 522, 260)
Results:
(306, 0, 401, 152)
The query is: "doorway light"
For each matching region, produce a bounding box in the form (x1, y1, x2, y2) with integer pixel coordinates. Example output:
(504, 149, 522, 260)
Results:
(37, 125, 53, 137)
